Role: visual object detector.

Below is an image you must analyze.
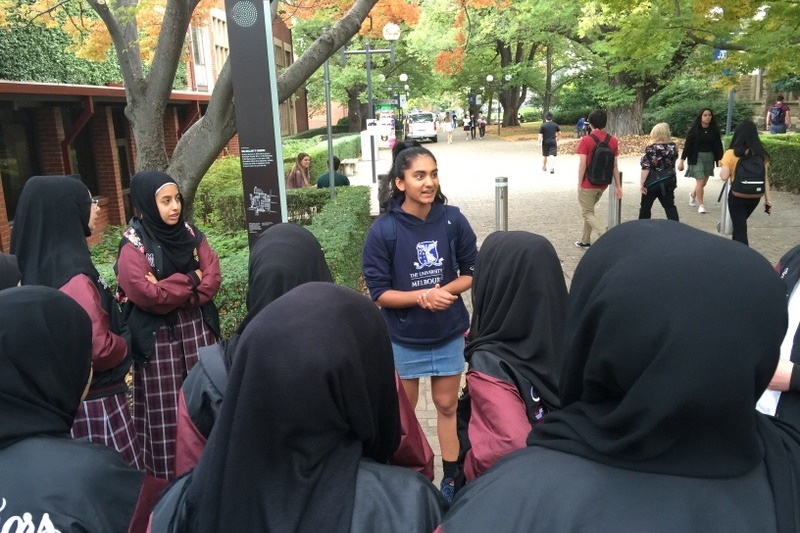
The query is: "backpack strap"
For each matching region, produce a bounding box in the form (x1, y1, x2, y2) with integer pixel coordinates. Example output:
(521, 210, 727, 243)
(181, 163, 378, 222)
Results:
(378, 213, 397, 264)
(197, 343, 228, 395)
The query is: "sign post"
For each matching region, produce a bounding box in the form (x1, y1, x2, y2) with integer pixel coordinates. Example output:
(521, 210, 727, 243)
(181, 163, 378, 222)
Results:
(224, 0, 287, 247)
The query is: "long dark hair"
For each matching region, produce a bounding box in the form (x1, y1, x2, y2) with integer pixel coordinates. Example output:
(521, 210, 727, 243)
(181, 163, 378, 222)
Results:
(687, 108, 720, 138)
(388, 140, 448, 203)
(730, 120, 769, 161)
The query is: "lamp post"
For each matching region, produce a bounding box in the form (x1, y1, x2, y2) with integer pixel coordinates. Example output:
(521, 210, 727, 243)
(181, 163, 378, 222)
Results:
(485, 74, 494, 128)
(341, 23, 400, 184)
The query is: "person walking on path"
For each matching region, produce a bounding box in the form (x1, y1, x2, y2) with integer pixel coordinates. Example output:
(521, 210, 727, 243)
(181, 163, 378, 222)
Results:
(11, 175, 141, 469)
(363, 141, 478, 503)
(575, 109, 622, 249)
(445, 114, 455, 144)
(678, 108, 723, 214)
(638, 123, 679, 221)
(463, 116, 471, 140)
(766, 95, 791, 134)
(115, 171, 220, 480)
(719, 120, 772, 246)
(539, 112, 560, 174)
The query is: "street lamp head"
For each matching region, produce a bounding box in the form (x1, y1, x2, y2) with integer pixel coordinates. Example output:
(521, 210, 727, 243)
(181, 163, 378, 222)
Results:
(399, 73, 408, 82)
(504, 74, 512, 81)
(383, 23, 401, 42)
(486, 74, 493, 83)
(404, 84, 409, 91)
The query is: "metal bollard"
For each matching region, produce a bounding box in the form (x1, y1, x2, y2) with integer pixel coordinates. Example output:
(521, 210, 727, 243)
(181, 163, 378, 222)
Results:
(607, 171, 622, 229)
(495, 177, 508, 231)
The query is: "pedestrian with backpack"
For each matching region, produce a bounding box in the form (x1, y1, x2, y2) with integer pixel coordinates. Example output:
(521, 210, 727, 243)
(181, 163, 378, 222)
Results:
(719, 120, 772, 246)
(575, 109, 621, 249)
(678, 108, 723, 214)
(766, 95, 791, 134)
(362, 140, 478, 504)
(638, 123, 679, 221)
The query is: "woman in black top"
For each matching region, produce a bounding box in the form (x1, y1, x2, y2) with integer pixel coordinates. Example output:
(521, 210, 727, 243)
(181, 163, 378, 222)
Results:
(677, 108, 723, 214)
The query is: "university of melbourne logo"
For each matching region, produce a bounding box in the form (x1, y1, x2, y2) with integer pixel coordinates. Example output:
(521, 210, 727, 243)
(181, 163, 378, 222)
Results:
(414, 241, 443, 270)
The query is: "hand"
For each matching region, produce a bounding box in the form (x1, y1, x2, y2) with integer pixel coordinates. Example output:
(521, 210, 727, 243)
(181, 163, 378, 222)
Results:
(768, 359, 794, 391)
(615, 187, 623, 200)
(145, 272, 158, 285)
(195, 269, 204, 281)
(677, 160, 684, 172)
(418, 284, 457, 312)
(640, 186, 648, 195)
(765, 201, 772, 215)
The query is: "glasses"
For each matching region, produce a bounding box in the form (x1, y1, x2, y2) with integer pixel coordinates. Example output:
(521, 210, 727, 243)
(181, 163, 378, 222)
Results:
(91, 198, 99, 206)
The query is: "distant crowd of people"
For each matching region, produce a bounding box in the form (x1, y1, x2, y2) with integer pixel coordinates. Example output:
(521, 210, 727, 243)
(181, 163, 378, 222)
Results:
(0, 100, 798, 532)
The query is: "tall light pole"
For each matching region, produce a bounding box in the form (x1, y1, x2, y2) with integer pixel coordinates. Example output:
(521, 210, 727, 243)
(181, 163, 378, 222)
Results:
(341, 23, 400, 184)
(486, 74, 494, 130)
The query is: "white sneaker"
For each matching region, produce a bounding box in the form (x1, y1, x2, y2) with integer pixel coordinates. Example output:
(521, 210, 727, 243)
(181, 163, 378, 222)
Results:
(689, 193, 697, 207)
(698, 204, 707, 214)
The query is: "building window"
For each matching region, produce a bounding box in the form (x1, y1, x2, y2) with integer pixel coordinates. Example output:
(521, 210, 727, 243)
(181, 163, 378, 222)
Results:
(191, 25, 210, 90)
(211, 14, 229, 76)
(0, 108, 39, 221)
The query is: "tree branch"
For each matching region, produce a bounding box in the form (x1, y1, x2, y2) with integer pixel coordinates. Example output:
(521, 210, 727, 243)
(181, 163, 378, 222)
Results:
(86, 0, 144, 92)
(146, 0, 198, 101)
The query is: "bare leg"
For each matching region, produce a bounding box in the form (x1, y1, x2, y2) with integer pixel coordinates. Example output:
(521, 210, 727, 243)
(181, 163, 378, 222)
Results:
(401, 378, 420, 410)
(695, 178, 708, 206)
(431, 374, 462, 462)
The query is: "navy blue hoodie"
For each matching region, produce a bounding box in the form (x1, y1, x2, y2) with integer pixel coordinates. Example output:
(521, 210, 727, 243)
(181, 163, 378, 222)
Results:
(363, 200, 477, 347)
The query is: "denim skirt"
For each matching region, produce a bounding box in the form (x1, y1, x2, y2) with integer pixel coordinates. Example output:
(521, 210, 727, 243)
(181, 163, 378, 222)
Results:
(392, 335, 465, 379)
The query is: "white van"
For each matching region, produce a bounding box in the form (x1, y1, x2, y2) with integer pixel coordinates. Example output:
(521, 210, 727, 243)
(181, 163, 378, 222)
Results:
(405, 112, 438, 143)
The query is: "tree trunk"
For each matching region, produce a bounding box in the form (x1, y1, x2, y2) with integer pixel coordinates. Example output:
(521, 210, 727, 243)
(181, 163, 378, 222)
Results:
(98, 0, 379, 220)
(346, 84, 366, 132)
(543, 44, 553, 115)
(607, 86, 646, 136)
(500, 87, 522, 127)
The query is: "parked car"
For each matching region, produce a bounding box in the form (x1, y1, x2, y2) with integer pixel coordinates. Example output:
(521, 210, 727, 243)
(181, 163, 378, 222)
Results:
(405, 112, 438, 143)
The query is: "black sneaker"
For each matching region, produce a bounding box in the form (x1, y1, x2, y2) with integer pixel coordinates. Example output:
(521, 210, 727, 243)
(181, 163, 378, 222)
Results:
(575, 241, 591, 249)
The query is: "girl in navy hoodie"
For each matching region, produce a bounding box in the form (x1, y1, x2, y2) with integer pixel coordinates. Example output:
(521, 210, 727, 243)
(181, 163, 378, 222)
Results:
(363, 141, 478, 502)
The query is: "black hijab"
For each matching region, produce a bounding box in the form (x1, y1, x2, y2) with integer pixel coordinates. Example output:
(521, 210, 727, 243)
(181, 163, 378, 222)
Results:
(466, 231, 567, 409)
(236, 223, 333, 335)
(130, 171, 200, 279)
(0, 253, 20, 290)
(10, 176, 99, 288)
(0, 286, 92, 449)
(183, 283, 400, 532)
(530, 220, 788, 479)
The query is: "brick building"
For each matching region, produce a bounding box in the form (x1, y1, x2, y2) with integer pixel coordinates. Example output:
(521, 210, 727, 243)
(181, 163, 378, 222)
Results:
(0, 14, 308, 253)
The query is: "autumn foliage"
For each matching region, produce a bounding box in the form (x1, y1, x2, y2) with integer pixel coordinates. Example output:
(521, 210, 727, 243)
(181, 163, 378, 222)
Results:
(288, 0, 420, 38)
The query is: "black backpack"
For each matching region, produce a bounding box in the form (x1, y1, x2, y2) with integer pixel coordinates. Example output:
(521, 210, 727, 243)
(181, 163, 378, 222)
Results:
(770, 105, 785, 125)
(731, 155, 766, 196)
(586, 133, 615, 185)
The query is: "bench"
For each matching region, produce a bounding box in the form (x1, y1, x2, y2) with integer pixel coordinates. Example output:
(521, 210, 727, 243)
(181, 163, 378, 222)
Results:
(340, 158, 359, 177)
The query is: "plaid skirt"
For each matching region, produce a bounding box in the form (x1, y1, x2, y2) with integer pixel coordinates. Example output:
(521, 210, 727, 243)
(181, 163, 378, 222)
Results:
(71, 391, 143, 470)
(133, 306, 217, 479)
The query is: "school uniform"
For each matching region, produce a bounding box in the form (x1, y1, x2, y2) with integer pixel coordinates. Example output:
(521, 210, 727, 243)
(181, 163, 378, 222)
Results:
(10, 175, 141, 469)
(0, 287, 143, 533)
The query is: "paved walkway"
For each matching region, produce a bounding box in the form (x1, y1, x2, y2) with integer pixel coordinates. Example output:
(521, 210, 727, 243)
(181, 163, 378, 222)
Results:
(347, 134, 800, 482)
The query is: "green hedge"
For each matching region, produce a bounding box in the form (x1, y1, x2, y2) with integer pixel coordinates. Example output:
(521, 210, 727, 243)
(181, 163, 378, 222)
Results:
(307, 186, 372, 290)
(282, 134, 362, 186)
(197, 138, 361, 232)
(90, 184, 372, 336)
(287, 126, 350, 140)
(643, 100, 756, 138)
(762, 134, 800, 193)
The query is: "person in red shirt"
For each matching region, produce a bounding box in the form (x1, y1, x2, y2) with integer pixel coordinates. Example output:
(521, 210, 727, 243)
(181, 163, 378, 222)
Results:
(575, 109, 622, 249)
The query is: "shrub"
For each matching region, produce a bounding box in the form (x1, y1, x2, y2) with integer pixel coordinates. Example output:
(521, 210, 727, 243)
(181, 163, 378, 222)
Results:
(762, 135, 800, 193)
(518, 108, 540, 123)
(288, 126, 350, 140)
(642, 100, 756, 137)
(307, 186, 371, 290)
(91, 185, 372, 335)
